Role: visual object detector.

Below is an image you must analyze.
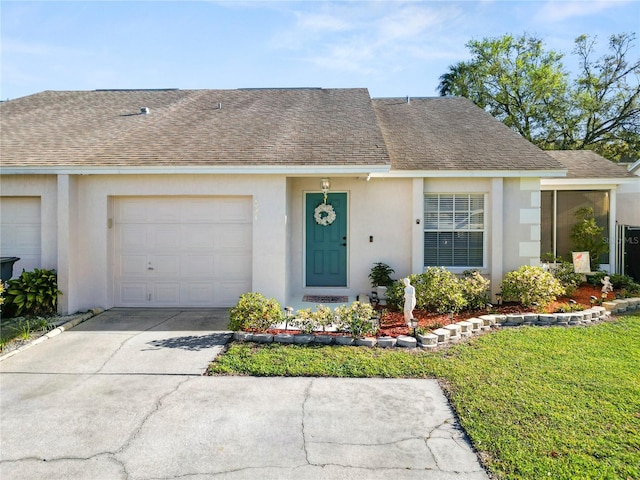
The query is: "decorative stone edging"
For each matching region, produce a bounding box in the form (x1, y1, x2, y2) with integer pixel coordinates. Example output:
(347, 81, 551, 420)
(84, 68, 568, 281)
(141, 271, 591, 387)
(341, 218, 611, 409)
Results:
(233, 300, 639, 349)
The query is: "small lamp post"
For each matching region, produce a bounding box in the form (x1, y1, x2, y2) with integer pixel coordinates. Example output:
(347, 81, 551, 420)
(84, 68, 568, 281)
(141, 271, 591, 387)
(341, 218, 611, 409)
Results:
(590, 295, 598, 307)
(409, 317, 419, 338)
(448, 311, 454, 324)
(284, 306, 294, 330)
(496, 292, 503, 306)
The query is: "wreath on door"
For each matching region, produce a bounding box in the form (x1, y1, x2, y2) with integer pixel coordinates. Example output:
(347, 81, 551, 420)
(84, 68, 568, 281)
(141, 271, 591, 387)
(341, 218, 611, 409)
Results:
(314, 203, 336, 226)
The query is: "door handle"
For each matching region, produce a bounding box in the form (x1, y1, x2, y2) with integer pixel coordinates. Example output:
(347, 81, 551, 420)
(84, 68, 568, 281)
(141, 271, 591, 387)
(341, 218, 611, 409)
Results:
(341, 243, 347, 246)
(148, 267, 154, 270)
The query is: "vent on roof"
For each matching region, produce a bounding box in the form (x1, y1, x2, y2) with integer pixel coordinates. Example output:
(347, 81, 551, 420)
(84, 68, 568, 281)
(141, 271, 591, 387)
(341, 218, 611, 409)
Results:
(140, 107, 149, 115)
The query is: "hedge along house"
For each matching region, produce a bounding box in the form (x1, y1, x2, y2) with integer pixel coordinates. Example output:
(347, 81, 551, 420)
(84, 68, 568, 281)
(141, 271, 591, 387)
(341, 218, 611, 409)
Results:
(0, 87, 630, 315)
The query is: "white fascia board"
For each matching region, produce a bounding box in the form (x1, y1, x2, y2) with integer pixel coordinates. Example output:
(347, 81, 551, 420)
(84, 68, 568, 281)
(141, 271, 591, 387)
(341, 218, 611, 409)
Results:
(0, 165, 391, 176)
(371, 169, 567, 178)
(541, 178, 638, 188)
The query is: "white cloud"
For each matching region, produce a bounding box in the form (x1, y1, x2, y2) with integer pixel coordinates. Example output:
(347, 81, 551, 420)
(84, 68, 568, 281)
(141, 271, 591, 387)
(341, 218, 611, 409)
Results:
(273, 2, 465, 76)
(537, 0, 633, 22)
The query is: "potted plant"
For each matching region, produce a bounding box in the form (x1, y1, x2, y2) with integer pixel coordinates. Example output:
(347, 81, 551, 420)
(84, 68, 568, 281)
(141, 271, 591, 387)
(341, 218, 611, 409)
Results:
(368, 262, 395, 305)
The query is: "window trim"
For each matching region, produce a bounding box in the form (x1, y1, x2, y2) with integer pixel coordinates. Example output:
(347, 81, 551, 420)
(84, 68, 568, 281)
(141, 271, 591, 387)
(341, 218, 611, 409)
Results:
(423, 193, 487, 270)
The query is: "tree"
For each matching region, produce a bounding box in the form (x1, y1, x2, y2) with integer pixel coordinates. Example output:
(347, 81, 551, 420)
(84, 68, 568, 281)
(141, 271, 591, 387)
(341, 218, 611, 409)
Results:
(438, 33, 640, 161)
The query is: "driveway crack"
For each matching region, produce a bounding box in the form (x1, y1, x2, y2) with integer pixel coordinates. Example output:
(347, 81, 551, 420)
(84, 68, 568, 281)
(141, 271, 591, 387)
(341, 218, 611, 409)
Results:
(301, 378, 314, 465)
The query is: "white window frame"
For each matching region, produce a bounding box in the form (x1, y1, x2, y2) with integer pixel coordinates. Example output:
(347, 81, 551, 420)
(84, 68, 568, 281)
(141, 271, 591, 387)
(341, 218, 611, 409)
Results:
(423, 193, 486, 270)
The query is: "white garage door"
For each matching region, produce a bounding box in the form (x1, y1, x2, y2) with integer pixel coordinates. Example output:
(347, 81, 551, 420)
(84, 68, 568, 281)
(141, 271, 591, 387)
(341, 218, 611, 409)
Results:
(114, 197, 252, 307)
(0, 197, 41, 277)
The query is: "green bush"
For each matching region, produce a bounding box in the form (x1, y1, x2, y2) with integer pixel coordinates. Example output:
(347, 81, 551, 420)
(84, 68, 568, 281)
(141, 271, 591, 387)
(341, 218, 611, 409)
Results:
(293, 305, 339, 333)
(228, 292, 284, 332)
(387, 268, 486, 314)
(416, 268, 467, 313)
(551, 261, 583, 295)
(461, 270, 491, 310)
(610, 274, 640, 295)
(4, 268, 61, 317)
(334, 301, 376, 338)
(586, 270, 608, 286)
(500, 265, 565, 308)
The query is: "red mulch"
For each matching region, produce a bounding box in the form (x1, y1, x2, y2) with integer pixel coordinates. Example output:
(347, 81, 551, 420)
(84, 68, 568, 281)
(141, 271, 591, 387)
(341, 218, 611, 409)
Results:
(376, 283, 615, 337)
(258, 283, 616, 339)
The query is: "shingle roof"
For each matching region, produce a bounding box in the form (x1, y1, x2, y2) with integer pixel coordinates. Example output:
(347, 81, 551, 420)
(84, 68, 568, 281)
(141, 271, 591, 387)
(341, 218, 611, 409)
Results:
(545, 150, 636, 179)
(0, 88, 390, 168)
(372, 97, 565, 171)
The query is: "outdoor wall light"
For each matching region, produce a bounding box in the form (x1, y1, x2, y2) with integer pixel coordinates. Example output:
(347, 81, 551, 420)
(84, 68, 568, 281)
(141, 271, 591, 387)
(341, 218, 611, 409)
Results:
(321, 178, 330, 194)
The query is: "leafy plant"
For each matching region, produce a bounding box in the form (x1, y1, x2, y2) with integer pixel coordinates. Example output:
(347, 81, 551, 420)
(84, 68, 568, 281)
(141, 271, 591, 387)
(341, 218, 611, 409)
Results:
(551, 261, 583, 295)
(500, 265, 565, 308)
(312, 305, 334, 332)
(570, 207, 608, 271)
(292, 309, 315, 334)
(540, 252, 562, 263)
(334, 301, 376, 338)
(554, 302, 588, 313)
(4, 268, 61, 317)
(586, 270, 608, 286)
(610, 274, 640, 296)
(368, 262, 395, 288)
(461, 270, 491, 311)
(228, 292, 283, 332)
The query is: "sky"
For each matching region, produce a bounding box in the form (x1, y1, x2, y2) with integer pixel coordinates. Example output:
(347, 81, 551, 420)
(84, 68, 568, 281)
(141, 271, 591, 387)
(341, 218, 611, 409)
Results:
(1, 0, 639, 100)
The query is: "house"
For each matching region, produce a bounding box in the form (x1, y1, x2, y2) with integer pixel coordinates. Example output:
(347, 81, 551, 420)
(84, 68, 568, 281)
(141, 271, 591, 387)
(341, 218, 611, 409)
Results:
(0, 88, 636, 314)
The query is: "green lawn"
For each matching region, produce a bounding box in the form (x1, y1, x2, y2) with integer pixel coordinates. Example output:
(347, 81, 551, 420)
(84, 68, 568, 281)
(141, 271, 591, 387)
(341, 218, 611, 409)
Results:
(209, 316, 640, 480)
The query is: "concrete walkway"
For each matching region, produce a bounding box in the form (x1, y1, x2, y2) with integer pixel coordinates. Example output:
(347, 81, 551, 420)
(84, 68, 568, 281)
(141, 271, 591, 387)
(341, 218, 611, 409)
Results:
(0, 309, 489, 479)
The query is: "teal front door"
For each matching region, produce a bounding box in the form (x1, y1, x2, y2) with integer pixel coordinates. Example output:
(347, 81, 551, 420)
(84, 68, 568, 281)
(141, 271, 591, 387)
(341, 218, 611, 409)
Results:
(306, 192, 347, 287)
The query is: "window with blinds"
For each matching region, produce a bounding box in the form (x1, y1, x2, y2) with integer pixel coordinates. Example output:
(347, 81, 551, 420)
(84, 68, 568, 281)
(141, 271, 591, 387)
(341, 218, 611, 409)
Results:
(424, 193, 485, 267)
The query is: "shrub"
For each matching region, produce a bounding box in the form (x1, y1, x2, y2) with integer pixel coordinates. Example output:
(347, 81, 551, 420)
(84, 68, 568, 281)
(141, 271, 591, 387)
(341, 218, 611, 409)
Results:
(461, 270, 491, 311)
(570, 207, 608, 270)
(552, 261, 583, 295)
(369, 262, 395, 287)
(386, 268, 468, 314)
(610, 274, 640, 295)
(4, 268, 61, 317)
(500, 265, 565, 308)
(416, 267, 467, 313)
(312, 304, 334, 332)
(228, 292, 283, 332)
(553, 302, 588, 313)
(334, 301, 376, 338)
(586, 270, 608, 286)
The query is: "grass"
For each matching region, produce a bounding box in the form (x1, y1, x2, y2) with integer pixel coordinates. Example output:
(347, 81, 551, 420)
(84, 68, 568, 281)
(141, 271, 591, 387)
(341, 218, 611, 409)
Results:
(0, 316, 51, 350)
(209, 315, 640, 480)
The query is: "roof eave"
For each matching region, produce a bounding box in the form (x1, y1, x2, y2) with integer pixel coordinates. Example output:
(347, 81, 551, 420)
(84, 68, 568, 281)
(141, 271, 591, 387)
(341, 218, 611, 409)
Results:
(0, 164, 392, 176)
(541, 177, 638, 187)
(376, 169, 567, 178)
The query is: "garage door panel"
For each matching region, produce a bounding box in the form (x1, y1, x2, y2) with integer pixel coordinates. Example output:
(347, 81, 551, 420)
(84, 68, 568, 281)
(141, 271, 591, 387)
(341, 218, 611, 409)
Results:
(152, 255, 180, 275)
(114, 197, 252, 307)
(217, 281, 251, 306)
(183, 226, 216, 250)
(218, 254, 251, 279)
(151, 226, 181, 250)
(120, 255, 148, 275)
(218, 225, 252, 249)
(221, 198, 252, 222)
(186, 199, 220, 223)
(184, 256, 215, 276)
(119, 283, 148, 304)
(119, 225, 148, 251)
(152, 283, 180, 305)
(184, 283, 215, 304)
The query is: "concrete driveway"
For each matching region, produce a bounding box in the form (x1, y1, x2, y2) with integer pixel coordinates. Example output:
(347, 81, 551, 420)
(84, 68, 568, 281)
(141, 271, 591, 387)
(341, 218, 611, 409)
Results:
(0, 309, 489, 480)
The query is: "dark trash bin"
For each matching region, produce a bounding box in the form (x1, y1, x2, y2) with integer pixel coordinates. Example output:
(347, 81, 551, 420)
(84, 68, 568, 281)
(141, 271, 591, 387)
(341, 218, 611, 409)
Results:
(1, 257, 20, 282)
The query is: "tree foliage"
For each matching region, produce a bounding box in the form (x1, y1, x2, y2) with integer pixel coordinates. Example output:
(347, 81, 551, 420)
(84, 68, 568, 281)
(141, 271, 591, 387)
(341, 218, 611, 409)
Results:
(438, 33, 640, 161)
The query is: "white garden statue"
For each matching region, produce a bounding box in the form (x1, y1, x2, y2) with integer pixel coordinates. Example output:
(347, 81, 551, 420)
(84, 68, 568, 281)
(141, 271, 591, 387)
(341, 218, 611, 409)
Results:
(601, 275, 613, 294)
(403, 277, 416, 326)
